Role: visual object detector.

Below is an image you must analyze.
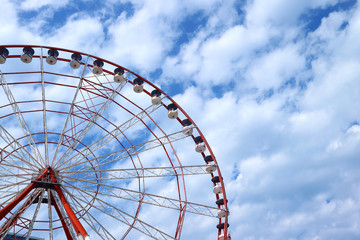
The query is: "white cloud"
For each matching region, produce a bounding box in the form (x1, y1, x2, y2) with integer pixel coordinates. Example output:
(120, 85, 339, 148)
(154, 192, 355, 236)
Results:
(0, 1, 43, 44)
(246, 44, 306, 90)
(244, 0, 341, 27)
(42, 14, 104, 52)
(101, 0, 227, 73)
(104, 10, 176, 72)
(164, 2, 360, 239)
(1, 0, 360, 239)
(18, 0, 70, 11)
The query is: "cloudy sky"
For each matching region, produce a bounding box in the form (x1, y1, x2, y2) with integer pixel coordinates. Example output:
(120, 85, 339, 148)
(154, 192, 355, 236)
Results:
(1, 0, 360, 239)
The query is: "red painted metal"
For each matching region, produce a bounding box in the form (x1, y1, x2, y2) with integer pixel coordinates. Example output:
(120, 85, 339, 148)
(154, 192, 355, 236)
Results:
(44, 168, 88, 238)
(0, 166, 87, 238)
(0, 191, 42, 238)
(0, 139, 99, 234)
(53, 184, 88, 237)
(0, 168, 48, 220)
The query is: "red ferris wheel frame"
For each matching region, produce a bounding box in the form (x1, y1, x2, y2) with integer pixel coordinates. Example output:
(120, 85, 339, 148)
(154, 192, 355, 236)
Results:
(0, 45, 229, 240)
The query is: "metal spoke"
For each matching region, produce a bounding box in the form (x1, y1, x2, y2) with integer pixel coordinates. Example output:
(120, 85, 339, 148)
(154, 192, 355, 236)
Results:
(0, 71, 45, 167)
(0, 180, 29, 192)
(78, 208, 117, 240)
(0, 172, 32, 181)
(51, 55, 90, 164)
(25, 190, 45, 240)
(0, 190, 25, 195)
(0, 172, 33, 178)
(47, 189, 53, 240)
(61, 177, 218, 218)
(58, 128, 193, 173)
(40, 48, 49, 166)
(50, 190, 78, 240)
(0, 150, 35, 174)
(55, 101, 164, 170)
(0, 151, 38, 177)
(62, 165, 210, 180)
(0, 125, 40, 170)
(0, 189, 41, 238)
(53, 78, 127, 168)
(63, 186, 117, 240)
(0, 191, 23, 206)
(0, 162, 33, 184)
(64, 186, 175, 240)
(0, 160, 34, 175)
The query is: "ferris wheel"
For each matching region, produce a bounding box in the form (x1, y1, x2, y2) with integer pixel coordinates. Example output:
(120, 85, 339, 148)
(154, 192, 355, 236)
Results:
(0, 45, 230, 240)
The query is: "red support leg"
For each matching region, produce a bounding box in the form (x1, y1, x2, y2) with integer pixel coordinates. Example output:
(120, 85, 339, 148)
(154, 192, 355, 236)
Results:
(0, 168, 48, 220)
(0, 167, 90, 239)
(47, 168, 88, 238)
(0, 191, 42, 238)
(54, 184, 89, 239)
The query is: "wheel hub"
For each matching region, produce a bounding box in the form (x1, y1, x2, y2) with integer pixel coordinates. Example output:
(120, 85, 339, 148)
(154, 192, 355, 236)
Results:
(31, 167, 61, 190)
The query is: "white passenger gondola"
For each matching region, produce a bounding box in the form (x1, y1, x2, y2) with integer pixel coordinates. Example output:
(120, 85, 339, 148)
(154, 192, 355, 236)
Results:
(194, 136, 206, 153)
(151, 89, 162, 105)
(212, 176, 222, 194)
(167, 103, 178, 119)
(213, 185, 222, 194)
(70, 53, 82, 69)
(204, 155, 217, 173)
(92, 59, 104, 75)
(219, 233, 231, 240)
(133, 78, 144, 93)
(206, 164, 217, 173)
(217, 209, 227, 218)
(181, 119, 193, 136)
(0, 47, 9, 64)
(21, 47, 35, 63)
(217, 207, 230, 218)
(46, 49, 59, 65)
(114, 67, 125, 83)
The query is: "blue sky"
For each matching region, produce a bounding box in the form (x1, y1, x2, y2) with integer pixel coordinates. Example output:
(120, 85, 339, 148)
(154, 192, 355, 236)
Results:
(1, 0, 360, 239)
